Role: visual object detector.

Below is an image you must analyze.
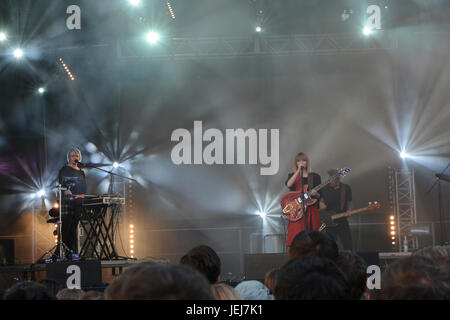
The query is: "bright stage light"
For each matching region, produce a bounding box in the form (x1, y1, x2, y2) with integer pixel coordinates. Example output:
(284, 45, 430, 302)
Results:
(36, 189, 46, 197)
(257, 211, 266, 218)
(38, 87, 46, 95)
(400, 151, 410, 159)
(362, 27, 372, 36)
(0, 32, 6, 41)
(113, 162, 119, 168)
(255, 26, 262, 33)
(129, 0, 140, 6)
(146, 31, 160, 44)
(13, 48, 24, 58)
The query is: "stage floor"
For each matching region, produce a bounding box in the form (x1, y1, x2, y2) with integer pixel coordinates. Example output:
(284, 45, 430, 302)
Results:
(0, 258, 170, 290)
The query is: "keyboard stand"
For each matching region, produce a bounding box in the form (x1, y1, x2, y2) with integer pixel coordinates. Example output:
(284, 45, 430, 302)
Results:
(79, 203, 121, 260)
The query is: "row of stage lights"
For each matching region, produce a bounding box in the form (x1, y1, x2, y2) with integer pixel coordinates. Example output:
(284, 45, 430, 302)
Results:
(390, 215, 396, 247)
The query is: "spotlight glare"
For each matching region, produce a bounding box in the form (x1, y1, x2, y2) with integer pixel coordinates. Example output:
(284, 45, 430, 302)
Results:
(400, 151, 410, 159)
(129, 0, 140, 6)
(362, 26, 372, 36)
(36, 189, 46, 197)
(0, 32, 6, 41)
(146, 31, 160, 44)
(257, 211, 266, 218)
(13, 48, 24, 58)
(255, 26, 262, 33)
(113, 162, 119, 168)
(38, 87, 45, 94)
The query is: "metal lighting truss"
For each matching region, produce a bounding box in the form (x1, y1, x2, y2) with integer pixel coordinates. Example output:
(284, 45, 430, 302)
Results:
(390, 167, 418, 251)
(117, 32, 399, 60)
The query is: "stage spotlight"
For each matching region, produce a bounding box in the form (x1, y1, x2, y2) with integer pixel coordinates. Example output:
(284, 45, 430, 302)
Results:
(113, 162, 119, 168)
(0, 32, 6, 41)
(49, 207, 59, 218)
(36, 189, 46, 197)
(257, 211, 266, 218)
(255, 26, 262, 33)
(146, 31, 160, 44)
(362, 26, 372, 36)
(38, 87, 46, 95)
(129, 0, 140, 6)
(400, 151, 410, 159)
(13, 48, 24, 58)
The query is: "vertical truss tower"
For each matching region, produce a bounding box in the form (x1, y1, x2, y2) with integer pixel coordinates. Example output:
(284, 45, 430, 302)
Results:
(388, 167, 418, 251)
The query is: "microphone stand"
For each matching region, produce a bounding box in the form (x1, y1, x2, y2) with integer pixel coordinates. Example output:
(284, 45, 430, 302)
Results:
(426, 161, 450, 245)
(35, 184, 72, 263)
(300, 167, 309, 232)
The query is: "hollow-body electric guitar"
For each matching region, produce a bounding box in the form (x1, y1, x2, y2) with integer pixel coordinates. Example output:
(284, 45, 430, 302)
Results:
(280, 167, 351, 222)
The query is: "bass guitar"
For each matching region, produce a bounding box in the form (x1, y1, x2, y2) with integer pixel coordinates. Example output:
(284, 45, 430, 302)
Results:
(318, 201, 380, 232)
(280, 167, 351, 222)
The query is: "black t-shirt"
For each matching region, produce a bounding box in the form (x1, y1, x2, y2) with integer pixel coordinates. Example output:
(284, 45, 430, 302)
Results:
(320, 183, 352, 213)
(285, 172, 321, 192)
(58, 165, 87, 195)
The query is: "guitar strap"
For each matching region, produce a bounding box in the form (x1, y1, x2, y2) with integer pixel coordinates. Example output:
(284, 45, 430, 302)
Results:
(340, 183, 346, 212)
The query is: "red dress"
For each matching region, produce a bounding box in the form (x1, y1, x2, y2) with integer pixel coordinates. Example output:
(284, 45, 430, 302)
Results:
(285, 173, 320, 247)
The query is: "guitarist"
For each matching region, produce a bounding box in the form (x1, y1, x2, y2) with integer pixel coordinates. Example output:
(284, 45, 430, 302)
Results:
(284, 152, 321, 247)
(319, 168, 353, 251)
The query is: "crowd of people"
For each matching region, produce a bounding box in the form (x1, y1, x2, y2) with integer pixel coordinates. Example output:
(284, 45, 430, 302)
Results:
(0, 232, 449, 300)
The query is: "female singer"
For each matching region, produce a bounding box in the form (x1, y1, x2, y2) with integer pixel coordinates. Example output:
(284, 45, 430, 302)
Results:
(284, 152, 321, 247)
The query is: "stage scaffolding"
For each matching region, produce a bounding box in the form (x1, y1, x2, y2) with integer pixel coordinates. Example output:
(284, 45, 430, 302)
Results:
(388, 167, 418, 252)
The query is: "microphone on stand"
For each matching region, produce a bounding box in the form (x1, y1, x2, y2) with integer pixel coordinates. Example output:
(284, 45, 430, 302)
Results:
(75, 160, 110, 168)
(435, 173, 450, 183)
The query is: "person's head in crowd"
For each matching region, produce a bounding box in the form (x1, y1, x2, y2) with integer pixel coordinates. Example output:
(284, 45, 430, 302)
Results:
(179, 245, 221, 284)
(412, 245, 450, 274)
(104, 263, 214, 300)
(234, 280, 274, 300)
(80, 290, 104, 300)
(335, 250, 367, 300)
(289, 230, 339, 262)
(274, 257, 349, 300)
(211, 283, 242, 300)
(264, 268, 279, 295)
(3, 281, 54, 300)
(374, 255, 450, 300)
(56, 288, 85, 300)
(37, 278, 63, 299)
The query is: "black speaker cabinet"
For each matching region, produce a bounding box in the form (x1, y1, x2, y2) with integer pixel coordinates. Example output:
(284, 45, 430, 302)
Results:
(244, 253, 289, 280)
(356, 251, 380, 266)
(0, 239, 14, 265)
(46, 260, 102, 290)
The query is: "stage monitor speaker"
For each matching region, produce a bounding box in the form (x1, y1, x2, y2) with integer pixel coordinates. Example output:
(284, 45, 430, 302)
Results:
(46, 260, 102, 290)
(0, 239, 14, 265)
(244, 253, 289, 280)
(357, 251, 380, 266)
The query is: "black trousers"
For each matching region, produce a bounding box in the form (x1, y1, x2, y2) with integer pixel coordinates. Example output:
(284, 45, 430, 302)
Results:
(57, 203, 82, 255)
(325, 218, 353, 251)
(61, 213, 79, 253)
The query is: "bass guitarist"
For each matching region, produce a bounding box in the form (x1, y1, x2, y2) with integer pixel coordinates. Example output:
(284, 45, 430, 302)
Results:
(319, 168, 353, 251)
(284, 152, 321, 247)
